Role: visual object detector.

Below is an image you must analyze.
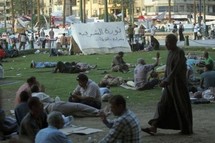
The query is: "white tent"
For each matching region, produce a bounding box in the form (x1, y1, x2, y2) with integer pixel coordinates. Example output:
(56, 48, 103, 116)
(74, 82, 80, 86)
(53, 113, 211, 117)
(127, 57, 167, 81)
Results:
(71, 22, 131, 55)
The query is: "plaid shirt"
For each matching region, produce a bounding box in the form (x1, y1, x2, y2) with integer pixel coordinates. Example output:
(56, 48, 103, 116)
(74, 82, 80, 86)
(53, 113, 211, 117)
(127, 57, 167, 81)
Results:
(99, 109, 141, 143)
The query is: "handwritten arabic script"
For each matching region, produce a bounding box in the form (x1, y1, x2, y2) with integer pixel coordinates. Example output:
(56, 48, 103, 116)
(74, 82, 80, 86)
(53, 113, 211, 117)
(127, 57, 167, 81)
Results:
(78, 27, 122, 37)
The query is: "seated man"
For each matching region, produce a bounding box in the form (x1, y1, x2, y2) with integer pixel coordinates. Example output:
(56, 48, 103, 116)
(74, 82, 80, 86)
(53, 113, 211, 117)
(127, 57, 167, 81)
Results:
(15, 76, 44, 106)
(31, 84, 100, 117)
(199, 64, 215, 91)
(196, 51, 214, 73)
(68, 74, 101, 109)
(111, 51, 129, 73)
(99, 95, 141, 142)
(35, 111, 72, 143)
(19, 97, 48, 142)
(134, 52, 160, 90)
(15, 91, 30, 127)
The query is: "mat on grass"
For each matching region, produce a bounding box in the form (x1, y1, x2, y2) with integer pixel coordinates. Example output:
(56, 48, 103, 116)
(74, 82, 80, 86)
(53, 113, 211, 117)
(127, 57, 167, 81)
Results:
(120, 81, 137, 90)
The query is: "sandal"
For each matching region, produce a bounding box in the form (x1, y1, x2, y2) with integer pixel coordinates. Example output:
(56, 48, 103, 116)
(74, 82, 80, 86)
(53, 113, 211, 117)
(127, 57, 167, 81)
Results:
(141, 127, 156, 136)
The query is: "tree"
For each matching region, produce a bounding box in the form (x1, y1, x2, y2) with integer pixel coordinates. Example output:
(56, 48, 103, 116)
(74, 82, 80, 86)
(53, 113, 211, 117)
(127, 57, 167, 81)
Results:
(99, 13, 117, 22)
(12, 0, 33, 16)
(168, 0, 171, 23)
(112, 0, 133, 23)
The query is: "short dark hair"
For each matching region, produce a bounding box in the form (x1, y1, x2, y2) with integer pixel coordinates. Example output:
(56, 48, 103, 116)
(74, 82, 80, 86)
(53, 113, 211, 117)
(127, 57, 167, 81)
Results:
(118, 51, 124, 56)
(27, 76, 36, 85)
(76, 74, 88, 81)
(31, 84, 40, 93)
(109, 95, 126, 108)
(205, 64, 213, 71)
(20, 91, 30, 102)
(166, 34, 177, 44)
(27, 97, 41, 110)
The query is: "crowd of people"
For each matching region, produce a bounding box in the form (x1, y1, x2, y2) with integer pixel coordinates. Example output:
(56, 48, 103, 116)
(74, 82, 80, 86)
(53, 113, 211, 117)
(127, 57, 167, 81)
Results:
(0, 33, 214, 142)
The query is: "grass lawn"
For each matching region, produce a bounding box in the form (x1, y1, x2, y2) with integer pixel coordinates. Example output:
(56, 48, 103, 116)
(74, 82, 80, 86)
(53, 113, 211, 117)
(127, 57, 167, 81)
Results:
(1, 48, 215, 143)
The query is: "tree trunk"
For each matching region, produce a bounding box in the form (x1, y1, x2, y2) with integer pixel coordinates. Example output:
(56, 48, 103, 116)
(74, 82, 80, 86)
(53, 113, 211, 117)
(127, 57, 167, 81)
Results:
(168, 0, 171, 23)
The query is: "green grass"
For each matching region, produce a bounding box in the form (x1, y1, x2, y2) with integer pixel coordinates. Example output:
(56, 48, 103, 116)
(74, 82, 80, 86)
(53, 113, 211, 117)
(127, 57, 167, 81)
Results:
(1, 49, 215, 106)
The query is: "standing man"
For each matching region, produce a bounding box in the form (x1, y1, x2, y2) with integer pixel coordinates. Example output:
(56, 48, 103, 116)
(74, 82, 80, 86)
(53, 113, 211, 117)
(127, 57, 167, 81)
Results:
(142, 34, 193, 135)
(35, 111, 72, 143)
(193, 23, 199, 40)
(150, 24, 157, 36)
(60, 33, 68, 48)
(49, 28, 55, 48)
(134, 52, 160, 90)
(40, 29, 46, 49)
(18, 32, 27, 50)
(127, 24, 134, 44)
(178, 22, 185, 41)
(68, 74, 101, 109)
(99, 95, 141, 143)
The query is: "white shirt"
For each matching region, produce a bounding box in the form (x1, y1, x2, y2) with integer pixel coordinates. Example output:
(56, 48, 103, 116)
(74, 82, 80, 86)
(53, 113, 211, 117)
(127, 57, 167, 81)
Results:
(134, 27, 139, 35)
(194, 25, 199, 33)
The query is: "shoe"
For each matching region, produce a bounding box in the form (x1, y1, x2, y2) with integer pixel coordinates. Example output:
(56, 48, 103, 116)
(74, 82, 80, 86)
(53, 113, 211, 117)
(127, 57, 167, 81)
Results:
(91, 65, 97, 69)
(141, 127, 156, 136)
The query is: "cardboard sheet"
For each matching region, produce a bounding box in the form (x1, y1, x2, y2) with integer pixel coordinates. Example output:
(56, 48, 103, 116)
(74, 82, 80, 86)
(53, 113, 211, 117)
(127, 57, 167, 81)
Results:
(60, 125, 103, 135)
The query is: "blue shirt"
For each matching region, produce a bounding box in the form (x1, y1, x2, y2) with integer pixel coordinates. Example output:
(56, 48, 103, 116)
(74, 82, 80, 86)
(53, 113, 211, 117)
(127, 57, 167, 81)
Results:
(35, 126, 72, 143)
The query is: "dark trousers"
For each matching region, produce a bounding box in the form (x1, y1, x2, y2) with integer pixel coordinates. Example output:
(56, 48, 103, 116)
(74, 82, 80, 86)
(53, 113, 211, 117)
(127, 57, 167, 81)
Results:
(139, 79, 159, 90)
(42, 40, 46, 49)
(68, 97, 101, 109)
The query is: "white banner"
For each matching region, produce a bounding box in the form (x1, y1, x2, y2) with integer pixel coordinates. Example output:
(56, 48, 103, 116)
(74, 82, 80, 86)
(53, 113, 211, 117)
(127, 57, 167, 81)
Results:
(72, 22, 131, 55)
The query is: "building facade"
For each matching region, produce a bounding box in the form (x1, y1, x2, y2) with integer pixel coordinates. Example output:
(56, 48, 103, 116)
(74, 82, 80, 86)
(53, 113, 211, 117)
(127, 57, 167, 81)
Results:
(1, 0, 215, 22)
(144, 0, 215, 16)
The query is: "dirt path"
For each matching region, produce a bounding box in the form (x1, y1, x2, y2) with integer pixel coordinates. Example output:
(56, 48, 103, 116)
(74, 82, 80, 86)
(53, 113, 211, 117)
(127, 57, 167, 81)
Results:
(1, 90, 215, 143)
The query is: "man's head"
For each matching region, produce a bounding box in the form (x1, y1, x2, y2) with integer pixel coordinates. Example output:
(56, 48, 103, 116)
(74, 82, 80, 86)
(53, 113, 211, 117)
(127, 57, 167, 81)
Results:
(47, 111, 64, 129)
(204, 64, 213, 71)
(27, 76, 37, 86)
(76, 74, 88, 88)
(118, 51, 124, 57)
(31, 84, 40, 93)
(109, 95, 126, 116)
(20, 91, 30, 102)
(203, 51, 209, 58)
(165, 34, 177, 50)
(137, 58, 145, 65)
(28, 97, 44, 116)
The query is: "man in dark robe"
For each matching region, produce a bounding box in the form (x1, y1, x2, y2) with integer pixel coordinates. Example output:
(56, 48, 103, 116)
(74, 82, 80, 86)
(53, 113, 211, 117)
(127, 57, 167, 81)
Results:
(142, 34, 193, 135)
